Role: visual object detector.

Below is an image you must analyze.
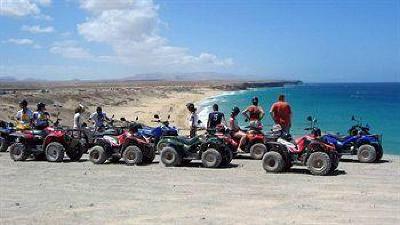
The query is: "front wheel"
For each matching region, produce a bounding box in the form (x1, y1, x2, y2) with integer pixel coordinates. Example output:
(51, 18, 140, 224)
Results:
(306, 152, 332, 176)
(201, 148, 222, 168)
(45, 142, 65, 162)
(249, 143, 267, 160)
(9, 143, 29, 161)
(357, 144, 377, 163)
(160, 146, 182, 167)
(122, 145, 143, 166)
(262, 151, 285, 173)
(88, 146, 107, 164)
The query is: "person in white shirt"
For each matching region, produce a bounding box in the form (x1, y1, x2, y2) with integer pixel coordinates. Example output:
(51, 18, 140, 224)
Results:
(186, 103, 202, 138)
(89, 106, 110, 129)
(15, 99, 33, 129)
(73, 105, 85, 129)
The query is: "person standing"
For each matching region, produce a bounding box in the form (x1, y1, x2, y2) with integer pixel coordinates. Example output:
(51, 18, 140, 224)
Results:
(73, 106, 84, 129)
(89, 106, 111, 129)
(242, 96, 265, 128)
(186, 103, 201, 138)
(270, 95, 292, 133)
(207, 104, 226, 129)
(15, 99, 33, 130)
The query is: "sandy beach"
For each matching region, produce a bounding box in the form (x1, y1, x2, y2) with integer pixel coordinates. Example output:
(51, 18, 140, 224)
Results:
(0, 81, 399, 225)
(0, 153, 399, 225)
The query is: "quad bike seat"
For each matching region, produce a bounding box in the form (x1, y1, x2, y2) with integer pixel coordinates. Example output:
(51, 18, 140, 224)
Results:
(175, 136, 200, 145)
(328, 134, 348, 142)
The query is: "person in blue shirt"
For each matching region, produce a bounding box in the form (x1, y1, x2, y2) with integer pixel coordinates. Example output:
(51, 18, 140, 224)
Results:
(32, 102, 50, 129)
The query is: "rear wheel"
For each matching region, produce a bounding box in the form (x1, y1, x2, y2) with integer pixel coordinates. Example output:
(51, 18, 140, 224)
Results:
(9, 143, 29, 161)
(160, 146, 182, 167)
(306, 152, 332, 176)
(201, 148, 222, 168)
(0, 139, 9, 152)
(262, 151, 285, 173)
(45, 142, 65, 162)
(88, 146, 107, 164)
(122, 145, 143, 166)
(249, 143, 267, 160)
(357, 144, 377, 163)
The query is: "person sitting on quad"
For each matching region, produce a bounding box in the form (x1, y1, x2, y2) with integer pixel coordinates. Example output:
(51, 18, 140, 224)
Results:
(73, 104, 86, 129)
(89, 106, 111, 130)
(32, 102, 50, 129)
(242, 96, 265, 128)
(270, 95, 292, 133)
(229, 106, 247, 152)
(15, 99, 33, 130)
(207, 103, 226, 129)
(127, 122, 142, 136)
(186, 103, 201, 138)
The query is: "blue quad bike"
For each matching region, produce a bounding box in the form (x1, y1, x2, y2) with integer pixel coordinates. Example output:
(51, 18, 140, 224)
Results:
(0, 120, 16, 152)
(137, 114, 178, 151)
(322, 116, 383, 163)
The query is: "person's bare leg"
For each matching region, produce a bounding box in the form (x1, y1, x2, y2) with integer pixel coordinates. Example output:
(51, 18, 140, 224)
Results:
(238, 135, 247, 152)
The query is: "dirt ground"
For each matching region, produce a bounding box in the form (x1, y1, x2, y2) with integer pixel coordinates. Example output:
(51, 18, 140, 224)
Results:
(0, 153, 399, 225)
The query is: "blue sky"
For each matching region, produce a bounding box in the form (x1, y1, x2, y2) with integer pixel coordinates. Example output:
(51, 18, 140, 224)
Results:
(0, 0, 399, 82)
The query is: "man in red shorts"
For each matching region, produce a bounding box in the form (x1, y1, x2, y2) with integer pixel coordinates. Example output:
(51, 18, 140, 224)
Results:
(270, 95, 292, 133)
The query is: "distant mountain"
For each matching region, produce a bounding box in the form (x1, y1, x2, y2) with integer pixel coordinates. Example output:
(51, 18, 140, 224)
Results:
(122, 72, 247, 81)
(0, 76, 17, 82)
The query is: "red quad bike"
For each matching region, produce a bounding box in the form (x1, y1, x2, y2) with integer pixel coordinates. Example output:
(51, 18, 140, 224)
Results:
(215, 124, 267, 160)
(8, 117, 84, 162)
(262, 116, 340, 176)
(88, 122, 155, 165)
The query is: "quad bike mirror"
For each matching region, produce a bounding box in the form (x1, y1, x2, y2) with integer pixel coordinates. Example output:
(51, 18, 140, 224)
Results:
(112, 114, 115, 119)
(154, 114, 160, 119)
(135, 116, 139, 121)
(120, 117, 126, 121)
(351, 115, 355, 121)
(306, 116, 313, 121)
(198, 120, 202, 124)
(168, 115, 171, 119)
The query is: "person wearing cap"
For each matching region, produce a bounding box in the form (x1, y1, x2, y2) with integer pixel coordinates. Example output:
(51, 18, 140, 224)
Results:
(270, 95, 292, 133)
(15, 99, 33, 129)
(207, 103, 226, 129)
(33, 102, 50, 129)
(229, 106, 247, 152)
(186, 103, 201, 138)
(241, 96, 265, 128)
(89, 106, 111, 129)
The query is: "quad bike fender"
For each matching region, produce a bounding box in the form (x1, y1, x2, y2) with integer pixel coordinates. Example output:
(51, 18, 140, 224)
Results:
(356, 135, 379, 146)
(266, 142, 291, 164)
(43, 135, 66, 148)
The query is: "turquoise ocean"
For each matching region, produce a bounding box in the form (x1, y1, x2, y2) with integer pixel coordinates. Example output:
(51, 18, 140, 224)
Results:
(198, 83, 400, 155)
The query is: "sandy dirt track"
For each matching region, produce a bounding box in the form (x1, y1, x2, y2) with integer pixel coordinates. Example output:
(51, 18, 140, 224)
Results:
(0, 153, 399, 225)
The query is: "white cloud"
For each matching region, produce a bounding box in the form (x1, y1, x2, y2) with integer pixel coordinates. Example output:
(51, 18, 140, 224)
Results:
(49, 40, 93, 59)
(77, 0, 233, 70)
(5, 38, 34, 45)
(0, 0, 51, 17)
(21, 25, 54, 33)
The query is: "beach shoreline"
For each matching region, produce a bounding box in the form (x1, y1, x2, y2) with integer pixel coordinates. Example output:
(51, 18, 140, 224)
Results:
(0, 81, 399, 224)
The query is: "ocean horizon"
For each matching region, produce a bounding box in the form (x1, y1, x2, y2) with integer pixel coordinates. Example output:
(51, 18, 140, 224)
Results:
(198, 82, 400, 155)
